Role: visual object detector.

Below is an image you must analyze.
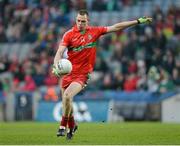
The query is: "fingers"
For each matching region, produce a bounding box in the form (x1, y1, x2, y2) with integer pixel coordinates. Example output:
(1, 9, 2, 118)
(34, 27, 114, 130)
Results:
(52, 66, 60, 77)
(137, 17, 153, 24)
(144, 17, 152, 22)
(52, 65, 67, 77)
(147, 17, 153, 23)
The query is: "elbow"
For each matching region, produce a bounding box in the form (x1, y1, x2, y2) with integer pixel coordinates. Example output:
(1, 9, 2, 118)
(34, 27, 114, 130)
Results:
(114, 24, 123, 32)
(115, 27, 123, 32)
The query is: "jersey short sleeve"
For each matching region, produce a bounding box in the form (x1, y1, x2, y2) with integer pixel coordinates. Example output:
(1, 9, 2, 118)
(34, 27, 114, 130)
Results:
(59, 31, 71, 47)
(96, 26, 107, 37)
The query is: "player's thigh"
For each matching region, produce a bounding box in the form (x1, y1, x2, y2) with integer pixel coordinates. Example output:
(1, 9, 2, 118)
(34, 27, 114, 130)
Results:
(63, 82, 83, 99)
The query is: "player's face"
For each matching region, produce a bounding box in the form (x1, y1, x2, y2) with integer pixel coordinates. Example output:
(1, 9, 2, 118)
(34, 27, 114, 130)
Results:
(76, 14, 88, 31)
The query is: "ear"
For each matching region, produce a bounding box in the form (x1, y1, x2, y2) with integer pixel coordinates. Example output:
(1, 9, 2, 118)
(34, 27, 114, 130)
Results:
(87, 18, 90, 24)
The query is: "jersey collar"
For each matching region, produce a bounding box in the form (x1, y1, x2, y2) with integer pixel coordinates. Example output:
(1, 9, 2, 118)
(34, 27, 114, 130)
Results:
(73, 25, 90, 34)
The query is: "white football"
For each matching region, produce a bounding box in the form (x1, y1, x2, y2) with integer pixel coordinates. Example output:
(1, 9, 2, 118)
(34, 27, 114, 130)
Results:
(56, 59, 72, 74)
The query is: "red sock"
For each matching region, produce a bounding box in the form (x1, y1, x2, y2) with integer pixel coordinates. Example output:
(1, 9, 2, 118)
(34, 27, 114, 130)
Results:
(68, 116, 75, 129)
(60, 116, 68, 127)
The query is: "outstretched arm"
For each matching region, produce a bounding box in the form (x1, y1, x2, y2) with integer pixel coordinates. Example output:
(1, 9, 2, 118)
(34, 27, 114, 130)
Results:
(107, 17, 152, 33)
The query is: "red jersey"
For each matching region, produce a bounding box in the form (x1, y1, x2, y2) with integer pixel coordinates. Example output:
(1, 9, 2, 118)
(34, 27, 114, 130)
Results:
(60, 25, 107, 74)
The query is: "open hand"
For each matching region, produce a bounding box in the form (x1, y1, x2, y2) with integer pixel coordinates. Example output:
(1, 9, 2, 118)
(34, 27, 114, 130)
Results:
(137, 17, 152, 24)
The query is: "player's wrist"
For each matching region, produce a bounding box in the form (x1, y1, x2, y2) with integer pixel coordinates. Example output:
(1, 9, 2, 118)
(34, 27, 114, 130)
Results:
(137, 17, 144, 24)
(137, 19, 140, 24)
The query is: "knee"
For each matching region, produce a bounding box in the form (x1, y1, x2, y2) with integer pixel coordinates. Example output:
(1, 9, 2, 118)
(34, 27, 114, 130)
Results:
(63, 92, 72, 102)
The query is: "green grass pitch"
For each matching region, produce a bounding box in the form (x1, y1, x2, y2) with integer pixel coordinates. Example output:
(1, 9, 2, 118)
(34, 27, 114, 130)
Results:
(0, 122, 180, 145)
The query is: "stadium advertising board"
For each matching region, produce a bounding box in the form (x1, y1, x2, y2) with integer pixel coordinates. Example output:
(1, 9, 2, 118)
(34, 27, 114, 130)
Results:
(162, 94, 180, 123)
(15, 92, 33, 120)
(36, 100, 109, 122)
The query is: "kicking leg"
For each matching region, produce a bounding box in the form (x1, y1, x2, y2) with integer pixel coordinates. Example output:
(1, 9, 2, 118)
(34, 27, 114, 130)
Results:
(57, 82, 82, 137)
(63, 82, 82, 117)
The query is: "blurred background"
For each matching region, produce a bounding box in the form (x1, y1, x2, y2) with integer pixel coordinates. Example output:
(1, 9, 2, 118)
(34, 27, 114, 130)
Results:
(0, 0, 179, 123)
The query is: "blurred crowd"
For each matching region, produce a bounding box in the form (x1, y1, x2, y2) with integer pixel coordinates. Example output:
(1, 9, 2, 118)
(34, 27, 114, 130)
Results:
(0, 0, 180, 96)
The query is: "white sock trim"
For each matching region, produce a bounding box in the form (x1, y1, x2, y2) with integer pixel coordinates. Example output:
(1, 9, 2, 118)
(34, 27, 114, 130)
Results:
(59, 126, 66, 129)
